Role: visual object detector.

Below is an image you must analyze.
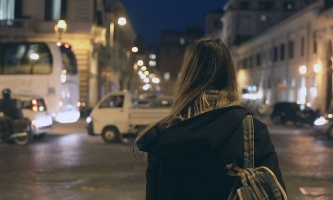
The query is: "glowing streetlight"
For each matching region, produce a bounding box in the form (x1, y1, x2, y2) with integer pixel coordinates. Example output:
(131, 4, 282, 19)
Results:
(54, 20, 67, 41)
(144, 71, 149, 75)
(314, 64, 322, 73)
(141, 66, 147, 71)
(118, 17, 127, 25)
(143, 84, 150, 90)
(140, 74, 146, 79)
(137, 60, 144, 66)
(132, 47, 138, 52)
(152, 78, 160, 83)
(299, 65, 307, 75)
(144, 78, 149, 83)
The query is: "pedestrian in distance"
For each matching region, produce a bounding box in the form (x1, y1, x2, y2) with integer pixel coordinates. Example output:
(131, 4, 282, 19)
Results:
(133, 38, 286, 200)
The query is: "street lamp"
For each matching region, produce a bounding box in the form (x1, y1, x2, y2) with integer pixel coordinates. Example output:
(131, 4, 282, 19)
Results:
(299, 65, 307, 75)
(109, 17, 127, 47)
(137, 60, 144, 66)
(118, 17, 127, 25)
(141, 66, 147, 71)
(132, 47, 138, 52)
(54, 20, 67, 42)
(314, 64, 322, 73)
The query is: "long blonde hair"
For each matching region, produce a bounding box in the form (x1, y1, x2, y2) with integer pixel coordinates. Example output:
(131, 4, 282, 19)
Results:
(134, 38, 240, 149)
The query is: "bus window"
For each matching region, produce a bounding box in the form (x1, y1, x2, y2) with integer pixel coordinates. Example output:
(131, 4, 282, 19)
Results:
(60, 44, 77, 75)
(0, 43, 52, 74)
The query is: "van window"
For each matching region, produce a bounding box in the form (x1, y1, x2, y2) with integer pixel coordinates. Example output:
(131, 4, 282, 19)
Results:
(100, 95, 124, 108)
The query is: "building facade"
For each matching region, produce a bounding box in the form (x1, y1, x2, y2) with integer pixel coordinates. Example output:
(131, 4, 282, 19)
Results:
(221, 0, 318, 46)
(158, 26, 204, 95)
(0, 0, 136, 107)
(205, 9, 224, 39)
(230, 0, 333, 112)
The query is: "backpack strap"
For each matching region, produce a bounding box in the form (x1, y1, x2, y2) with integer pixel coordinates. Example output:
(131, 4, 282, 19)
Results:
(243, 115, 254, 168)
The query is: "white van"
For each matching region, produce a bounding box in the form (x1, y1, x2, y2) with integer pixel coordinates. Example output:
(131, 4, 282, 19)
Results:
(87, 91, 172, 143)
(12, 95, 53, 139)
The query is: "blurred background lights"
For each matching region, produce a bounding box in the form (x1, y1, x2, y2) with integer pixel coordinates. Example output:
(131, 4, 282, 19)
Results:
(149, 54, 156, 59)
(152, 77, 160, 83)
(299, 65, 307, 75)
(29, 53, 39, 60)
(314, 64, 321, 73)
(143, 84, 151, 90)
(118, 17, 127, 25)
(137, 60, 143, 66)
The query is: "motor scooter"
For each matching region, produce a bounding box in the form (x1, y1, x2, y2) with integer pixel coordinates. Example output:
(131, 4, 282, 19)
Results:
(0, 115, 32, 145)
(0, 98, 32, 146)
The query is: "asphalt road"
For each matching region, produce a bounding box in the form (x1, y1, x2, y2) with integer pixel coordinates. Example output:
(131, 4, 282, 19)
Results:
(0, 118, 332, 200)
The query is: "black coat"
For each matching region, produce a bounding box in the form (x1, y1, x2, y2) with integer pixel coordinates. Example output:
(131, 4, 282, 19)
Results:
(136, 106, 286, 200)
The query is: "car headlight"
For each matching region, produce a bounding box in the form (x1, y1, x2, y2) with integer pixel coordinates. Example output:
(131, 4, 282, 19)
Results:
(314, 117, 328, 126)
(86, 116, 92, 123)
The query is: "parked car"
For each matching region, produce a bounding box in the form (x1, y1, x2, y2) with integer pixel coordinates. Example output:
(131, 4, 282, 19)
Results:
(7, 95, 53, 139)
(270, 102, 319, 127)
(313, 108, 333, 139)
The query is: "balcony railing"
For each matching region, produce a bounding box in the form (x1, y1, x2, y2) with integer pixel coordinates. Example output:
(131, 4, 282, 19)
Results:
(0, 19, 34, 34)
(0, 19, 33, 28)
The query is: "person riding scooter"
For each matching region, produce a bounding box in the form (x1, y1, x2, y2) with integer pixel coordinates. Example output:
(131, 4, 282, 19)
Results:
(0, 89, 31, 145)
(0, 88, 23, 120)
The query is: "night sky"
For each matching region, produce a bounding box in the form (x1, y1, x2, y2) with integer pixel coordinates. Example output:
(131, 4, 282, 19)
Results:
(120, 0, 228, 45)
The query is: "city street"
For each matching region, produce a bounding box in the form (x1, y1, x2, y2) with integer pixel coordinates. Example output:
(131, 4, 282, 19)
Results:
(0, 118, 333, 200)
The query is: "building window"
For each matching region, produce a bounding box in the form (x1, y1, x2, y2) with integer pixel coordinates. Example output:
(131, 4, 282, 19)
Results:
(280, 44, 285, 61)
(301, 37, 305, 56)
(239, 1, 250, 10)
(288, 41, 294, 59)
(256, 53, 261, 66)
(0, 0, 15, 21)
(44, 0, 65, 21)
(60, 0, 67, 20)
(14, 0, 23, 18)
(273, 46, 278, 62)
(313, 41, 317, 54)
(44, 0, 53, 21)
(249, 56, 253, 68)
(284, 2, 294, 10)
(259, 1, 274, 10)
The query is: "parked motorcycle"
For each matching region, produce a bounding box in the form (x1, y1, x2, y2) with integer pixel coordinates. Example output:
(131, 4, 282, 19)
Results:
(0, 116, 32, 145)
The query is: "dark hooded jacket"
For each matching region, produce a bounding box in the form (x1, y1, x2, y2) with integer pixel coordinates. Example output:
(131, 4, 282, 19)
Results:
(136, 106, 285, 200)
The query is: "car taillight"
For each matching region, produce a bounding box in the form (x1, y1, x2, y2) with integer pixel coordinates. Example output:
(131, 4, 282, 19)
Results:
(32, 99, 38, 112)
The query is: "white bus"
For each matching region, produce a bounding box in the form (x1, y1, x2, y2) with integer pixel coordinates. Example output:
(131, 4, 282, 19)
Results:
(0, 42, 80, 123)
